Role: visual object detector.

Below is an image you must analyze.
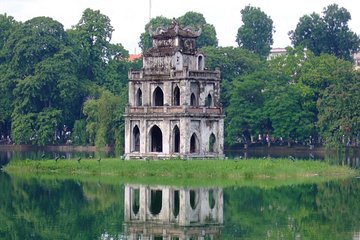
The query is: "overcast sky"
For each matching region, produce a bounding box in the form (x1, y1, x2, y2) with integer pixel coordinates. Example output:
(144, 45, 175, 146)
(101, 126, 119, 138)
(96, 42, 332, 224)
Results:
(2, 0, 360, 54)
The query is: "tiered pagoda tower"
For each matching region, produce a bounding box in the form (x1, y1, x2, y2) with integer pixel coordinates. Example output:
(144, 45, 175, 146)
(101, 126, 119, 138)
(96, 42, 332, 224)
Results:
(124, 21, 224, 159)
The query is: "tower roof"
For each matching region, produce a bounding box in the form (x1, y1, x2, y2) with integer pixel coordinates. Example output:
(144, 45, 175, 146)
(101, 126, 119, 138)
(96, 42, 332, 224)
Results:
(145, 19, 201, 57)
(150, 18, 201, 40)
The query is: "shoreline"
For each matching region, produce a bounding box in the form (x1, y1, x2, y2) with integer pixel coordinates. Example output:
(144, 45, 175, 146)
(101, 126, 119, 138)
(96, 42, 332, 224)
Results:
(3, 158, 357, 187)
(1, 144, 359, 153)
(0, 144, 112, 152)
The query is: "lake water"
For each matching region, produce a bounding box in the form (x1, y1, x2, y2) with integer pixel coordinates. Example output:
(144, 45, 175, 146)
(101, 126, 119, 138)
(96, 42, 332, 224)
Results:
(1, 148, 360, 239)
(1, 172, 360, 239)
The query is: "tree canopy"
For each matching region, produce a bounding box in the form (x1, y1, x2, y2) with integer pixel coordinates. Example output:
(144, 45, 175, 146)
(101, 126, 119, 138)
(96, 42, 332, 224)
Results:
(236, 5, 274, 58)
(289, 4, 360, 61)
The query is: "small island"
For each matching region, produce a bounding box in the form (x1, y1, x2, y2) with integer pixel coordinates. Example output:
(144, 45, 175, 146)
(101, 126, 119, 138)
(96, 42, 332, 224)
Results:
(3, 157, 356, 187)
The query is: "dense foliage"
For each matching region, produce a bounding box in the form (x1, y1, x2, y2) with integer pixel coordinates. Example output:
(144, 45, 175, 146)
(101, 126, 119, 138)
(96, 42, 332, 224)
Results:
(289, 4, 360, 61)
(236, 5, 274, 58)
(0, 3, 359, 149)
(0, 10, 137, 149)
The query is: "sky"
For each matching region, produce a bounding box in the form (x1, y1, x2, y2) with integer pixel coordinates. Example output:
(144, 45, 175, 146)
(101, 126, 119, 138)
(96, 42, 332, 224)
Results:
(2, 0, 360, 54)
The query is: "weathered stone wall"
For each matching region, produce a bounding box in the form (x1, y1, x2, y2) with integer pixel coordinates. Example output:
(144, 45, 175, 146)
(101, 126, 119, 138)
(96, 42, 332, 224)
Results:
(124, 24, 223, 160)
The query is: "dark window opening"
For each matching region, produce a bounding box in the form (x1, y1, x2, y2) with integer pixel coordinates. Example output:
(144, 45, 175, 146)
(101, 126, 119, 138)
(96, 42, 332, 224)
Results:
(132, 188, 140, 215)
(150, 125, 162, 152)
(135, 88, 142, 106)
(190, 190, 197, 210)
(150, 190, 162, 215)
(173, 190, 180, 217)
(132, 126, 140, 152)
(190, 93, 197, 106)
(173, 126, 180, 153)
(190, 133, 198, 153)
(153, 87, 164, 106)
(209, 133, 216, 153)
(205, 93, 212, 107)
(198, 56, 204, 70)
(173, 86, 180, 106)
(208, 189, 216, 209)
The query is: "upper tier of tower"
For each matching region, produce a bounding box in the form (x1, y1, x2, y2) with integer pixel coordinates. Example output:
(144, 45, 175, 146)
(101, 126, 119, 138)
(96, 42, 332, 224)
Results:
(142, 20, 205, 73)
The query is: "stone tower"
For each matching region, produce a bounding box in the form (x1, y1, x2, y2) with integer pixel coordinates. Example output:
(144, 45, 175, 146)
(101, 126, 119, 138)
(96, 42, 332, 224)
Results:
(124, 21, 224, 159)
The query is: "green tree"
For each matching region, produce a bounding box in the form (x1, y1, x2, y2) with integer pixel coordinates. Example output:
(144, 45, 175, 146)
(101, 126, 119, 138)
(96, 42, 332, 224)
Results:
(0, 13, 19, 51)
(69, 8, 114, 83)
(83, 89, 127, 149)
(225, 72, 267, 145)
(264, 83, 316, 143)
(177, 11, 218, 48)
(6, 18, 83, 145)
(3, 17, 67, 77)
(0, 14, 20, 136)
(139, 16, 172, 52)
(317, 71, 360, 146)
(201, 46, 264, 108)
(236, 5, 274, 58)
(289, 4, 360, 61)
(298, 54, 354, 98)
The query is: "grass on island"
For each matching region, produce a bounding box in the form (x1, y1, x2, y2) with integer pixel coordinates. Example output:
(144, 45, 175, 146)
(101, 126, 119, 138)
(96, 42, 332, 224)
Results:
(2, 157, 357, 188)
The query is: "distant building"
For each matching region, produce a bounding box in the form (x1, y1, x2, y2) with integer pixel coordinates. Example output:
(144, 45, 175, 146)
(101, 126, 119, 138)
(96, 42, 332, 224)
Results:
(354, 52, 360, 70)
(128, 53, 142, 61)
(267, 47, 287, 60)
(124, 20, 224, 159)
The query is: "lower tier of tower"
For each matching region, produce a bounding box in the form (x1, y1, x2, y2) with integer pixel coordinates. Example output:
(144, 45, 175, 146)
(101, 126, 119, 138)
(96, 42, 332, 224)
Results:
(124, 116, 224, 160)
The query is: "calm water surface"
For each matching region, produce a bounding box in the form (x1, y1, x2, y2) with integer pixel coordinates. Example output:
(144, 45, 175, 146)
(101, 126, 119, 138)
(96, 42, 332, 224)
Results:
(1, 148, 360, 239)
(0, 172, 360, 239)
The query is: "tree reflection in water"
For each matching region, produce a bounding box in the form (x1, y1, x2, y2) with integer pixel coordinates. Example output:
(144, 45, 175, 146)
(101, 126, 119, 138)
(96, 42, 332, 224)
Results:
(1, 172, 360, 239)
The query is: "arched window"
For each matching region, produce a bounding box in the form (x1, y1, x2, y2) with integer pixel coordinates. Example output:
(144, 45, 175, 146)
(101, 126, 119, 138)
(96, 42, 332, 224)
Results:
(208, 189, 216, 209)
(150, 125, 162, 152)
(173, 125, 180, 153)
(198, 55, 204, 70)
(190, 93, 197, 106)
(172, 190, 180, 217)
(153, 87, 164, 106)
(173, 86, 180, 106)
(190, 190, 198, 210)
(149, 190, 162, 215)
(132, 126, 140, 152)
(132, 188, 140, 215)
(135, 88, 142, 106)
(190, 133, 199, 153)
(206, 93, 212, 107)
(209, 133, 216, 153)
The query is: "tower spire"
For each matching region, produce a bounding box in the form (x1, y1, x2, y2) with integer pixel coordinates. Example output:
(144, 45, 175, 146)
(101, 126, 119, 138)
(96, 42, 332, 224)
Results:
(149, 0, 152, 22)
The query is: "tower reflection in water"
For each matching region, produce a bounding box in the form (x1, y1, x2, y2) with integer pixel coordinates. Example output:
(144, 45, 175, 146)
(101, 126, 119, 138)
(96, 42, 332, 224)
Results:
(124, 184, 223, 240)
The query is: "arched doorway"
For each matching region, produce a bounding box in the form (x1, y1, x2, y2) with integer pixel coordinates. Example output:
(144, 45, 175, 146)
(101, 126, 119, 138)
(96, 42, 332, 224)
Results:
(209, 133, 216, 153)
(190, 133, 199, 153)
(150, 125, 162, 152)
(173, 125, 180, 153)
(132, 125, 140, 152)
(173, 86, 180, 106)
(153, 87, 164, 106)
(135, 88, 142, 106)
